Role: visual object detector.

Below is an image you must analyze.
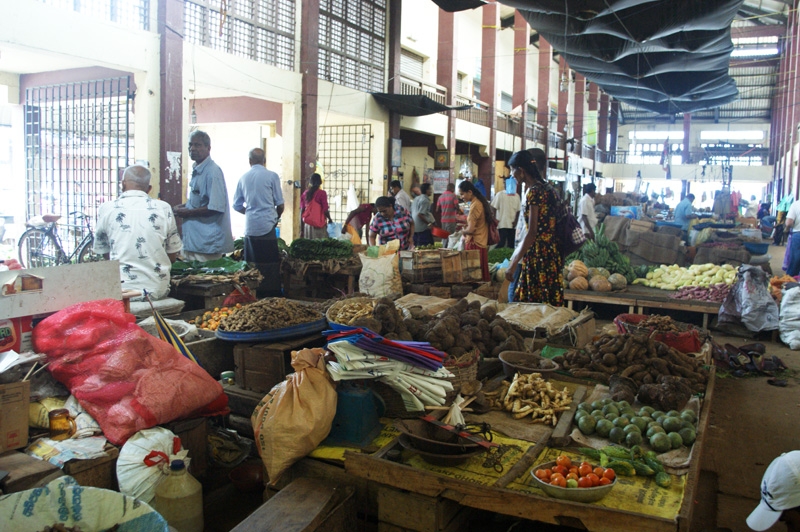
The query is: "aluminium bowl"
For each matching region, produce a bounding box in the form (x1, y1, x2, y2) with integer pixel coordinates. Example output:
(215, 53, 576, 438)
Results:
(530, 461, 616, 503)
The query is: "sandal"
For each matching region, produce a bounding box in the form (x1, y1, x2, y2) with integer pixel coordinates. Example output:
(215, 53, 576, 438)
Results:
(767, 378, 788, 387)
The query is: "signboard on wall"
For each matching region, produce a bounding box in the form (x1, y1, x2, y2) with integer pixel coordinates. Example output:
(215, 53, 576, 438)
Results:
(431, 170, 450, 194)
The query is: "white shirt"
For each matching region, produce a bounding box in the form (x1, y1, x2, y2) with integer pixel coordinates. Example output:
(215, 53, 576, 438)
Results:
(394, 189, 412, 212)
(491, 192, 521, 229)
(578, 193, 598, 234)
(93, 190, 183, 299)
(787, 200, 800, 231)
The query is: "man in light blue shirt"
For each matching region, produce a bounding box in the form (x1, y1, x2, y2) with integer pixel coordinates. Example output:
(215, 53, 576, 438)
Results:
(233, 147, 284, 296)
(173, 131, 234, 261)
(673, 193, 696, 242)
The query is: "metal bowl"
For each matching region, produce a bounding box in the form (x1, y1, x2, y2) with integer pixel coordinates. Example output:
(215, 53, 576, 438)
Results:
(530, 461, 616, 503)
(394, 419, 483, 455)
(398, 434, 486, 466)
(498, 351, 560, 380)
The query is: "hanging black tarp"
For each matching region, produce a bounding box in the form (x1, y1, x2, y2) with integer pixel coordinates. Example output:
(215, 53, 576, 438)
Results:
(435, 0, 746, 115)
(429, 0, 486, 12)
(371, 93, 473, 117)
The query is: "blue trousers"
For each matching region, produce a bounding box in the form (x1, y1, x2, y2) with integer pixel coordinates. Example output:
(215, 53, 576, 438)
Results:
(787, 232, 800, 277)
(508, 264, 521, 302)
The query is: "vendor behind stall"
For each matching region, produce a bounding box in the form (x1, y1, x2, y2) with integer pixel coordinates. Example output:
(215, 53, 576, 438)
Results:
(674, 193, 697, 242)
(93, 165, 183, 300)
(369, 196, 414, 250)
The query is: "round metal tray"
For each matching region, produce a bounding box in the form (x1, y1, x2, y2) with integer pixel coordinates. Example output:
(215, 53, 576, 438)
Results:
(215, 318, 328, 342)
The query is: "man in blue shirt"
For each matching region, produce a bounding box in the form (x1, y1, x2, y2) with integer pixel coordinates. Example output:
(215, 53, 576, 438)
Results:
(233, 148, 284, 296)
(173, 131, 234, 261)
(673, 193, 696, 242)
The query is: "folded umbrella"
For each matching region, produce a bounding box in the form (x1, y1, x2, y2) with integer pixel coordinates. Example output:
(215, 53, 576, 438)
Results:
(143, 290, 200, 367)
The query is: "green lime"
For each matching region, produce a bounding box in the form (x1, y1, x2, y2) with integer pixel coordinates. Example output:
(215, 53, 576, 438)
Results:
(591, 400, 604, 411)
(578, 415, 597, 435)
(578, 402, 591, 412)
(609, 427, 626, 444)
(617, 400, 631, 409)
(650, 432, 671, 453)
(646, 425, 666, 439)
(623, 423, 641, 434)
(680, 410, 697, 424)
(602, 404, 620, 416)
(626, 431, 643, 446)
(591, 409, 605, 419)
(604, 413, 619, 422)
(638, 406, 655, 417)
(678, 427, 696, 446)
(620, 408, 636, 417)
(668, 432, 684, 449)
(601, 398, 614, 405)
(596, 419, 614, 438)
(661, 416, 683, 433)
(631, 417, 648, 432)
(651, 411, 665, 421)
(574, 409, 587, 422)
(613, 416, 630, 428)
(666, 410, 681, 419)
(566, 478, 579, 489)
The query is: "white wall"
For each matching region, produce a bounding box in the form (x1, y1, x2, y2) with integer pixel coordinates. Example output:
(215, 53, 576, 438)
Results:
(456, 10, 483, 96)
(400, 0, 439, 82)
(496, 27, 515, 101)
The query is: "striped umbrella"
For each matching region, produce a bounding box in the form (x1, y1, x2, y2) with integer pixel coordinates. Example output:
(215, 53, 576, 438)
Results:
(143, 290, 201, 367)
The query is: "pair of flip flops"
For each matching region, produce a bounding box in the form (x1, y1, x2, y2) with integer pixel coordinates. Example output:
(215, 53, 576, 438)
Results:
(723, 343, 787, 376)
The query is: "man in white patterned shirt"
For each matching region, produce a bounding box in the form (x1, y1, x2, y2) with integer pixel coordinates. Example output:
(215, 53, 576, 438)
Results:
(93, 165, 183, 300)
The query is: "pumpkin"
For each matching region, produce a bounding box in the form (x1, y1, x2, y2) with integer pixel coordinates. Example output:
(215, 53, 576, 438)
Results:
(589, 277, 613, 292)
(587, 267, 599, 279)
(567, 260, 589, 280)
(594, 267, 611, 279)
(608, 273, 628, 290)
(569, 277, 589, 290)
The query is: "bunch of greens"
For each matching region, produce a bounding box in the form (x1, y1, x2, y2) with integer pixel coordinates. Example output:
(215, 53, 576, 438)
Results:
(488, 247, 514, 264)
(289, 238, 353, 261)
(171, 257, 249, 275)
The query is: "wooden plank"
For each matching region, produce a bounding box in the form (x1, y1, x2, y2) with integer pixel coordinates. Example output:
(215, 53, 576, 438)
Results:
(635, 299, 720, 314)
(230, 477, 354, 532)
(63, 447, 119, 490)
(345, 450, 677, 532)
(549, 385, 587, 447)
(0, 450, 64, 493)
(378, 486, 461, 532)
(564, 290, 637, 307)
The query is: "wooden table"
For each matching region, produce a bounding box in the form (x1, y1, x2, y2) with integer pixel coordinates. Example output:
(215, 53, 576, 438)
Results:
(565, 285, 721, 329)
(170, 279, 260, 311)
(343, 372, 715, 532)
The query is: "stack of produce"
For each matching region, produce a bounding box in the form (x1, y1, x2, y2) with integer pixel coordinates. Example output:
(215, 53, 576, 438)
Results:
(770, 274, 797, 303)
(484, 372, 573, 424)
(217, 298, 322, 332)
(565, 224, 637, 283)
(632, 263, 737, 291)
(554, 332, 709, 407)
(345, 297, 525, 359)
(564, 259, 628, 292)
(288, 238, 353, 260)
(577, 447, 673, 488)
(194, 304, 244, 331)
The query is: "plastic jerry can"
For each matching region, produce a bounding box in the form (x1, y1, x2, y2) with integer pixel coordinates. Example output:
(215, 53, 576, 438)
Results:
(152, 459, 204, 532)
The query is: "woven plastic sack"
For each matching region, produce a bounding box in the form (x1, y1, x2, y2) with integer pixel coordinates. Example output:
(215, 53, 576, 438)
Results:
(117, 427, 188, 503)
(32, 299, 229, 445)
(252, 348, 337, 484)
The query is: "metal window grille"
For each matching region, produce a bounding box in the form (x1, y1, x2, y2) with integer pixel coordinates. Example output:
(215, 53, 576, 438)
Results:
(318, 124, 372, 224)
(40, 0, 150, 30)
(319, 0, 386, 93)
(184, 0, 295, 71)
(500, 92, 513, 112)
(24, 77, 134, 254)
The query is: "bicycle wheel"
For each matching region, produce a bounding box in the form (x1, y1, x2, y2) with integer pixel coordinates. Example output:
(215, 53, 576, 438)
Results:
(76, 236, 105, 263)
(18, 228, 62, 268)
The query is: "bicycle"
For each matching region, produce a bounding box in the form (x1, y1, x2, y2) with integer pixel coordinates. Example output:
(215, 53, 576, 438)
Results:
(18, 212, 103, 268)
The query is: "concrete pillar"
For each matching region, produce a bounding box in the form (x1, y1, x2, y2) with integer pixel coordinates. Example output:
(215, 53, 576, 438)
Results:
(557, 61, 569, 139)
(300, 0, 319, 193)
(609, 100, 619, 153)
(387, 0, 402, 182)
(437, 9, 457, 180)
(598, 93, 609, 155)
(537, 37, 552, 147)
(683, 113, 691, 164)
(513, 11, 529, 148)
(157, 0, 184, 206)
(478, 3, 499, 193)
(573, 73, 585, 150)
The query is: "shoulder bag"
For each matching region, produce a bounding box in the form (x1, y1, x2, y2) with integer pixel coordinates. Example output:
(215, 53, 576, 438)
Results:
(546, 184, 586, 258)
(302, 191, 327, 228)
(487, 215, 500, 246)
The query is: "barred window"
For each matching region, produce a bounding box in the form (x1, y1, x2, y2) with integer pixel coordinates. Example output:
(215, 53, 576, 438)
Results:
(40, 0, 150, 30)
(319, 0, 386, 93)
(184, 0, 295, 71)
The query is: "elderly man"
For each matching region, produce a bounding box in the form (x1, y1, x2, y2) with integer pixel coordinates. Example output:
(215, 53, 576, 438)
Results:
(173, 130, 234, 262)
(411, 182, 435, 247)
(93, 165, 182, 300)
(233, 148, 284, 296)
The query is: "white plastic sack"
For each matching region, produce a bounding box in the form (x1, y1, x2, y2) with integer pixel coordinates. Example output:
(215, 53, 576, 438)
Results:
(719, 264, 779, 332)
(779, 285, 800, 350)
(448, 230, 464, 251)
(347, 183, 359, 213)
(0, 475, 168, 532)
(358, 252, 402, 299)
(65, 394, 102, 438)
(117, 427, 189, 504)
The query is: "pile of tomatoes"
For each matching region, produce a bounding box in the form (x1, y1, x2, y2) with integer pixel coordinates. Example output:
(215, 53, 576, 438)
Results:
(534, 454, 616, 489)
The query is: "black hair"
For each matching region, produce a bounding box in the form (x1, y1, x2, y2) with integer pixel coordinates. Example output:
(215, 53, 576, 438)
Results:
(508, 150, 543, 182)
(375, 196, 395, 208)
(389, 180, 402, 189)
(420, 183, 431, 195)
(305, 173, 322, 203)
(458, 181, 493, 226)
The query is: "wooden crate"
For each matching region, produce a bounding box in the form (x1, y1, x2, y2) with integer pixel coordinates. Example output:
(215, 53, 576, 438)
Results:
(441, 250, 482, 284)
(163, 417, 208, 478)
(233, 334, 327, 394)
(429, 286, 451, 299)
(63, 446, 119, 490)
(400, 250, 443, 283)
(378, 486, 465, 532)
(185, 330, 235, 380)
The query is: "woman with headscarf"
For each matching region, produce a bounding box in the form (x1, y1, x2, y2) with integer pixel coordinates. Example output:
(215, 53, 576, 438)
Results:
(504, 150, 564, 305)
(457, 180, 491, 282)
(368, 196, 414, 250)
(300, 173, 333, 239)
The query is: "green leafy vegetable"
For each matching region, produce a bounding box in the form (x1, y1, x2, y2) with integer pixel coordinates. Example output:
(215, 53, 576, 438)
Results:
(289, 238, 353, 261)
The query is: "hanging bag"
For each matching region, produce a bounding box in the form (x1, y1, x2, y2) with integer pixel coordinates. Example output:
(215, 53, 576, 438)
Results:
(545, 183, 586, 259)
(487, 216, 500, 246)
(302, 191, 327, 228)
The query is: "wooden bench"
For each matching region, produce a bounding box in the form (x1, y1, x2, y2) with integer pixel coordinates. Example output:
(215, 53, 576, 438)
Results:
(230, 477, 355, 532)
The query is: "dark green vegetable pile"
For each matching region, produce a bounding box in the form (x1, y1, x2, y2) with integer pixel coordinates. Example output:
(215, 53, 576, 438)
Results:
(488, 247, 513, 264)
(289, 238, 353, 261)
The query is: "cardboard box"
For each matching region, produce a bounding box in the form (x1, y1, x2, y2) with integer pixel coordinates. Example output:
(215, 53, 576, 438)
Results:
(0, 316, 33, 353)
(0, 380, 30, 452)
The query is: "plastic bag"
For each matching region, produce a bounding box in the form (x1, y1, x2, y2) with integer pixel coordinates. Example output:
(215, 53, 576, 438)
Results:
(117, 427, 188, 503)
(327, 222, 343, 238)
(32, 299, 229, 445)
(251, 348, 337, 484)
(448, 230, 464, 251)
(344, 223, 362, 245)
(719, 265, 779, 332)
(347, 183, 359, 213)
(358, 253, 402, 298)
(779, 284, 800, 349)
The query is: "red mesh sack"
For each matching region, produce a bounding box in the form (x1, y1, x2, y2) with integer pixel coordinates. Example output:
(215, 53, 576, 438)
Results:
(222, 285, 256, 307)
(33, 299, 228, 445)
(613, 314, 702, 354)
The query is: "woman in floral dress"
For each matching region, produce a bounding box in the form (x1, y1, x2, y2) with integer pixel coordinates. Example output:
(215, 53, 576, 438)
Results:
(505, 150, 564, 305)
